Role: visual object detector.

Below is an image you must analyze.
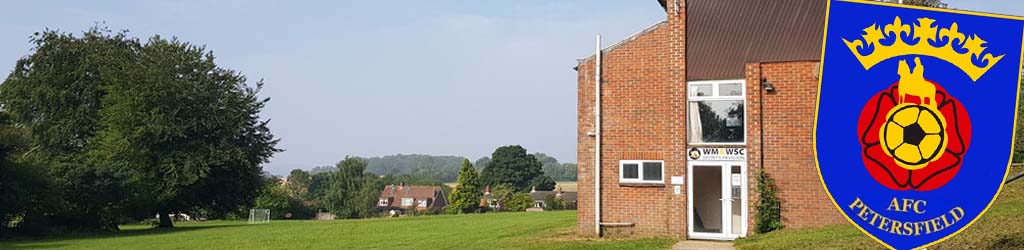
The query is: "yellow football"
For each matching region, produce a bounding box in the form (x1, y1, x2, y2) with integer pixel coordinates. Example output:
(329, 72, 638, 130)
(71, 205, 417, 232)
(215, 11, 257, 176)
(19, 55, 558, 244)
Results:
(879, 104, 947, 170)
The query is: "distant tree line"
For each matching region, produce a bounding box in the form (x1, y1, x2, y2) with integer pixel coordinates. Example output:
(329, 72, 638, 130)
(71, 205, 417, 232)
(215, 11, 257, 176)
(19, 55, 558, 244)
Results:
(361, 154, 465, 182)
(267, 145, 571, 218)
(531, 153, 578, 182)
(351, 153, 576, 183)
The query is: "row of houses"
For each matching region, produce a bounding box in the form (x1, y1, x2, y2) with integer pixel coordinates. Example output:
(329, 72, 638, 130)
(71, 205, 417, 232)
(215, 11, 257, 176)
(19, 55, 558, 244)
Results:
(376, 184, 578, 212)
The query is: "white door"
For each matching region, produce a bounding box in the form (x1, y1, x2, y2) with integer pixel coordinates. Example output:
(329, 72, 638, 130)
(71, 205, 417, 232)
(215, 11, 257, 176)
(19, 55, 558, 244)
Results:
(688, 162, 747, 240)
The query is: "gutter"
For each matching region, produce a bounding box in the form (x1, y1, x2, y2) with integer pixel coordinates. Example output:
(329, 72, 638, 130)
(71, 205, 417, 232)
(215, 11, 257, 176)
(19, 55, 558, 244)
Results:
(594, 34, 603, 237)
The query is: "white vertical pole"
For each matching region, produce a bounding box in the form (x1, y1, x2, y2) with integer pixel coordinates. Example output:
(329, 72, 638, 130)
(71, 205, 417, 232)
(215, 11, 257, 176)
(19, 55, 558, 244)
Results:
(594, 34, 603, 237)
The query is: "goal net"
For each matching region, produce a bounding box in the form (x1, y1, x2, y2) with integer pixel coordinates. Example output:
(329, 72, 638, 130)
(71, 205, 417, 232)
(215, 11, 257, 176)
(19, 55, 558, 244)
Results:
(249, 209, 270, 224)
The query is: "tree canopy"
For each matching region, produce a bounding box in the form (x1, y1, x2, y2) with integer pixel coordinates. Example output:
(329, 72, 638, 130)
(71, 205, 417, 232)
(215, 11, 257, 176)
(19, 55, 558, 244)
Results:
(446, 159, 482, 214)
(286, 169, 313, 201)
(0, 27, 279, 230)
(480, 145, 550, 192)
(884, 0, 947, 8)
(319, 157, 382, 219)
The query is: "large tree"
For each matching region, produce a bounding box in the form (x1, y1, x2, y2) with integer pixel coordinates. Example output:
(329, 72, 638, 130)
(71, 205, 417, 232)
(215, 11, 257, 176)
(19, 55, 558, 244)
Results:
(1, 28, 141, 230)
(446, 159, 482, 214)
(480, 145, 546, 192)
(254, 178, 290, 219)
(529, 175, 556, 191)
(321, 157, 379, 219)
(286, 169, 313, 201)
(0, 28, 279, 229)
(94, 36, 278, 228)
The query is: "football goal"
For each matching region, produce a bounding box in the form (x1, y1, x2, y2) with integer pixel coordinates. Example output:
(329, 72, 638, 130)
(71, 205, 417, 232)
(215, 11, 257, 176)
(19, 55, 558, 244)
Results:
(249, 209, 270, 224)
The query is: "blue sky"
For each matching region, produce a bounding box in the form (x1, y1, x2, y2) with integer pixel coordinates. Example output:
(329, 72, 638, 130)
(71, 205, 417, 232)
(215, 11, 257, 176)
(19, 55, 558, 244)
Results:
(0, 1, 1019, 175)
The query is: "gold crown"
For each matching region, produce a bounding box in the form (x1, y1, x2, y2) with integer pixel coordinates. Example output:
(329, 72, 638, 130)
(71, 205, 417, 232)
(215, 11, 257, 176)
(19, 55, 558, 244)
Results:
(842, 17, 1004, 81)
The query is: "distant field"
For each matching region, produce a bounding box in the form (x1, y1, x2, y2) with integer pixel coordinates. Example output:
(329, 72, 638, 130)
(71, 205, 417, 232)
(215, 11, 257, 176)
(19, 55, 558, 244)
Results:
(556, 181, 578, 192)
(0, 211, 673, 250)
(445, 181, 577, 192)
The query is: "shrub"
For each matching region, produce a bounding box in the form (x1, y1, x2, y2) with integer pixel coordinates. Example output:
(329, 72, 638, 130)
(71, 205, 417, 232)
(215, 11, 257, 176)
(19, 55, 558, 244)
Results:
(543, 195, 566, 211)
(504, 193, 535, 212)
(755, 169, 783, 234)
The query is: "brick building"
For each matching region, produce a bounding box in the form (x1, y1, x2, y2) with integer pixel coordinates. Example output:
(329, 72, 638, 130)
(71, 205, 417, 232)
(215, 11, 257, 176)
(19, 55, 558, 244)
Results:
(377, 185, 447, 212)
(575, 0, 845, 240)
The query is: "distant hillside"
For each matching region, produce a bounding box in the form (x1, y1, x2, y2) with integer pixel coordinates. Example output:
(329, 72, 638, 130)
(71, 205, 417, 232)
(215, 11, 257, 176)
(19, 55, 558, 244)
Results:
(362, 154, 466, 182)
(349, 153, 575, 183)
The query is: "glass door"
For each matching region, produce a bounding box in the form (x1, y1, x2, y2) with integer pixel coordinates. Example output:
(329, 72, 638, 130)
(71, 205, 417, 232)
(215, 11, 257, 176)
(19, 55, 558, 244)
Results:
(690, 164, 723, 236)
(728, 164, 747, 238)
(688, 162, 746, 240)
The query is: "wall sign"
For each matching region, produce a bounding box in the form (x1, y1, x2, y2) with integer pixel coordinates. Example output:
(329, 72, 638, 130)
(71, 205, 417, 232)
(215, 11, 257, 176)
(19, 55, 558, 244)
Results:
(671, 176, 684, 185)
(687, 147, 746, 161)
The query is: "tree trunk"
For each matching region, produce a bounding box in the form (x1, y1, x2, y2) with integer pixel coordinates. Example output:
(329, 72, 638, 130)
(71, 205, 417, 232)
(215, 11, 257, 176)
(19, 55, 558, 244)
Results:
(158, 210, 174, 228)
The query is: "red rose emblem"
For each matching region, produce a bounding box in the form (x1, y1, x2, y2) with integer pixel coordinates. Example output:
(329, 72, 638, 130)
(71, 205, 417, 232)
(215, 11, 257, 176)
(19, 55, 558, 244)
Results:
(857, 81, 972, 191)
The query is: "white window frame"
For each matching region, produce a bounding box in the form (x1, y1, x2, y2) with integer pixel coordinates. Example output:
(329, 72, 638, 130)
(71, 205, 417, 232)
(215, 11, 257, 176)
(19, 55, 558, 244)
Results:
(401, 198, 414, 206)
(619, 160, 665, 184)
(687, 79, 748, 145)
(378, 199, 389, 206)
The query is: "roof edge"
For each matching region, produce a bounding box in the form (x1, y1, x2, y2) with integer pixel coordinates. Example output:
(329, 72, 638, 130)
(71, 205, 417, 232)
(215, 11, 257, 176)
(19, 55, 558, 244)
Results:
(576, 20, 669, 65)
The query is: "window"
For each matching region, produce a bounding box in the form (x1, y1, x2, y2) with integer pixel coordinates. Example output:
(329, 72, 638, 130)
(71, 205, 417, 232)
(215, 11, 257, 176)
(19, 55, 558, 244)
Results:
(620, 160, 664, 183)
(688, 80, 746, 144)
(401, 198, 414, 206)
(378, 199, 389, 206)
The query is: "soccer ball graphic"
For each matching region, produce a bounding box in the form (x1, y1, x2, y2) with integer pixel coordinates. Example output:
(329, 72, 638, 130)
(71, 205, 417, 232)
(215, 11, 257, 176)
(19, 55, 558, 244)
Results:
(878, 104, 947, 170)
(857, 82, 971, 191)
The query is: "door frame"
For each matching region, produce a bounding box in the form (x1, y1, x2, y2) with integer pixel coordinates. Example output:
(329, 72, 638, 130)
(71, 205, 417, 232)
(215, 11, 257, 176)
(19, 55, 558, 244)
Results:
(687, 160, 748, 240)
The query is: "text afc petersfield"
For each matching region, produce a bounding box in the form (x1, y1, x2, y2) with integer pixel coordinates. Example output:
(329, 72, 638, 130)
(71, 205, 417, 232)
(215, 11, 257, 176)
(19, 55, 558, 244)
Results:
(847, 197, 964, 236)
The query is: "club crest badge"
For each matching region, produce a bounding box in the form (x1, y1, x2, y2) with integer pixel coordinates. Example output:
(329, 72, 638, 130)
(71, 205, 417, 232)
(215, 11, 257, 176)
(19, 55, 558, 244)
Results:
(816, 1, 1024, 249)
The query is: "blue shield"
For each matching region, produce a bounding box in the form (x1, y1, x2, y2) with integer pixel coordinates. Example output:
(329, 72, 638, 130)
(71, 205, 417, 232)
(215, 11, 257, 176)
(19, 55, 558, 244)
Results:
(816, 0, 1023, 249)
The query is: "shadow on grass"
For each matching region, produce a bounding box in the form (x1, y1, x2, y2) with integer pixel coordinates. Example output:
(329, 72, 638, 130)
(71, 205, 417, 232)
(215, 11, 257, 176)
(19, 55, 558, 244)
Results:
(0, 223, 246, 250)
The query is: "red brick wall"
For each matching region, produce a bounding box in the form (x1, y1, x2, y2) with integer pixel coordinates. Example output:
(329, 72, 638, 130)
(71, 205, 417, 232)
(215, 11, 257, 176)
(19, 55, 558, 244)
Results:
(745, 61, 845, 231)
(576, 0, 686, 238)
(577, 2, 843, 239)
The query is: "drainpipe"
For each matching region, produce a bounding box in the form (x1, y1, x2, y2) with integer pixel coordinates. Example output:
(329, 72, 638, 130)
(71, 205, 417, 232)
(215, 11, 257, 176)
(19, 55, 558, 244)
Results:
(760, 77, 766, 174)
(594, 34, 603, 237)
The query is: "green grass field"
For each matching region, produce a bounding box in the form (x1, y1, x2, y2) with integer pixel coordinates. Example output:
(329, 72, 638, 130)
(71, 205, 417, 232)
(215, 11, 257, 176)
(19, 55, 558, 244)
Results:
(734, 174, 1024, 250)
(5, 178, 1020, 250)
(0, 211, 673, 250)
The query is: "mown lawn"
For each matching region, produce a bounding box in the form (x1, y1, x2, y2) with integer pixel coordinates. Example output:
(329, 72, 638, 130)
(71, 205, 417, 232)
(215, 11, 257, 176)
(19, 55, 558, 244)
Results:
(0, 211, 674, 250)
(735, 171, 1024, 250)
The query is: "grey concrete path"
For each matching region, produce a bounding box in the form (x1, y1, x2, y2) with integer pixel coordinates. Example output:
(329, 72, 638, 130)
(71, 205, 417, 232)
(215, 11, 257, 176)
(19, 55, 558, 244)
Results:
(671, 240, 735, 250)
